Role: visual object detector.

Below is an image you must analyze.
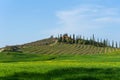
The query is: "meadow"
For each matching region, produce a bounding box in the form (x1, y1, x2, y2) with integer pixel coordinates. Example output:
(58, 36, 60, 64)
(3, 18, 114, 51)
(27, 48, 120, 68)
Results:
(0, 52, 120, 80)
(1, 37, 120, 80)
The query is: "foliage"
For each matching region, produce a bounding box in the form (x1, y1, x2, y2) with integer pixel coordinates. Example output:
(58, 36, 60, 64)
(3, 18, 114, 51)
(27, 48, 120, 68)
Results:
(3, 46, 21, 52)
(57, 34, 120, 48)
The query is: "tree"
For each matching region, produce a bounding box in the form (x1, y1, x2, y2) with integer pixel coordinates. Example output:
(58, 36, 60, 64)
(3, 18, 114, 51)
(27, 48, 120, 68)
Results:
(68, 35, 72, 44)
(92, 34, 95, 45)
(58, 34, 62, 42)
(4, 46, 21, 52)
(89, 37, 92, 45)
(119, 42, 120, 48)
(50, 35, 54, 38)
(57, 34, 60, 40)
(75, 35, 79, 44)
(103, 39, 106, 47)
(112, 40, 114, 48)
(97, 38, 100, 47)
(73, 34, 75, 43)
(116, 41, 118, 48)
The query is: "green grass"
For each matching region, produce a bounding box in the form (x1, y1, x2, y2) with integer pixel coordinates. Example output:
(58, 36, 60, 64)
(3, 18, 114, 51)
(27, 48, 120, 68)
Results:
(1, 37, 120, 79)
(0, 52, 120, 80)
(0, 61, 120, 80)
(0, 52, 58, 62)
(1, 52, 120, 62)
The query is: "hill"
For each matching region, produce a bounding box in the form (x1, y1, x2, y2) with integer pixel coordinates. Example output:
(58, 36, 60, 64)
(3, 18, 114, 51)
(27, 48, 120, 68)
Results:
(0, 34, 120, 80)
(1, 34, 120, 55)
(21, 43, 120, 55)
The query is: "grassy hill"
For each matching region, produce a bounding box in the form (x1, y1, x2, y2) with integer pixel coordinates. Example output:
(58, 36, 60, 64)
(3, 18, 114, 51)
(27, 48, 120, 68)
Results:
(1, 35, 120, 55)
(0, 35, 120, 63)
(1, 35, 120, 80)
(22, 37, 57, 46)
(19, 35, 120, 55)
(21, 43, 120, 55)
(1, 35, 120, 62)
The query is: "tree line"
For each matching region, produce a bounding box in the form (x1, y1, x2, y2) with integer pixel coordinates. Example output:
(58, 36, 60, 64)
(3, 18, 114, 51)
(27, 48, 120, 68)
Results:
(57, 33, 120, 48)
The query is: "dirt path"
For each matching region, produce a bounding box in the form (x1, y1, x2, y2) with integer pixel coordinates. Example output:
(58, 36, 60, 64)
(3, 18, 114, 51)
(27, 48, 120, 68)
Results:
(49, 40, 58, 46)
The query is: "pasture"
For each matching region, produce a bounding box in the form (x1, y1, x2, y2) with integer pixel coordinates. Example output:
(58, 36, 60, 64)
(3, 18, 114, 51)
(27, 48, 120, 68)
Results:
(0, 52, 120, 80)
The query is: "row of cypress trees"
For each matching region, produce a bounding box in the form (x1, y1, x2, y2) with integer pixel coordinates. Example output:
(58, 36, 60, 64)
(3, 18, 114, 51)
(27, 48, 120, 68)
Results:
(57, 33, 120, 48)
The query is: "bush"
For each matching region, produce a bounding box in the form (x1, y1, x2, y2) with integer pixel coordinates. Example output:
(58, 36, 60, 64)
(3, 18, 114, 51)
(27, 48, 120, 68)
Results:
(4, 46, 22, 52)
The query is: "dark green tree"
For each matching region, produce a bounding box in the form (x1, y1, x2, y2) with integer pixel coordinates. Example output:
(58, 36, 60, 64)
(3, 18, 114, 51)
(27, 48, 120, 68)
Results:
(4, 46, 20, 52)
(75, 35, 79, 44)
(112, 40, 114, 48)
(119, 42, 120, 48)
(59, 34, 62, 42)
(116, 41, 118, 48)
(73, 34, 75, 43)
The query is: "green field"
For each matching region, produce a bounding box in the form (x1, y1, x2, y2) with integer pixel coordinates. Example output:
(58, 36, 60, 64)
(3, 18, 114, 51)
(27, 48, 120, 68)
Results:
(1, 37, 120, 80)
(0, 52, 120, 80)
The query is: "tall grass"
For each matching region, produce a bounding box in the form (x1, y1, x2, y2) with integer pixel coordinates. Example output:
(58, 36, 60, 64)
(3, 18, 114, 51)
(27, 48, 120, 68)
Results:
(0, 61, 120, 80)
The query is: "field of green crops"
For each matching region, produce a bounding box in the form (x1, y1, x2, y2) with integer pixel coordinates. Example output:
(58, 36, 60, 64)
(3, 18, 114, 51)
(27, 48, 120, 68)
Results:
(22, 43, 119, 55)
(0, 52, 120, 80)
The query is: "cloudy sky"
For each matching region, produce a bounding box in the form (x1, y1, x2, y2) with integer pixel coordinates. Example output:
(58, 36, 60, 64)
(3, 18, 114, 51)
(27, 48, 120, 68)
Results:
(0, 0, 120, 47)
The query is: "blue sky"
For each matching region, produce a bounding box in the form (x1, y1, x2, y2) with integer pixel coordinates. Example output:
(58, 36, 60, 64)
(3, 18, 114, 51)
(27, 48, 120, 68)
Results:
(0, 0, 120, 47)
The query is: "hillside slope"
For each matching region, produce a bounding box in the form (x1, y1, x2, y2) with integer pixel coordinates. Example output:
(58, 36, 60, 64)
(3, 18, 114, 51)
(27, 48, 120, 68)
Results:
(21, 43, 120, 55)
(2, 36, 120, 55)
(22, 37, 57, 46)
(20, 36, 120, 55)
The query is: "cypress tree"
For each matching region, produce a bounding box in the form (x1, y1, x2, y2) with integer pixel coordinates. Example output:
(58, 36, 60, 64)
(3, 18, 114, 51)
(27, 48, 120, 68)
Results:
(97, 38, 99, 43)
(75, 35, 79, 44)
(60, 34, 62, 42)
(73, 34, 75, 44)
(97, 38, 100, 47)
(83, 36, 85, 40)
(92, 34, 95, 41)
(69, 35, 72, 39)
(58, 34, 60, 41)
(82, 36, 85, 45)
(116, 41, 118, 48)
(92, 34, 95, 46)
(68, 35, 72, 44)
(75, 35, 77, 44)
(89, 37, 92, 45)
(86, 37, 89, 45)
(103, 39, 106, 47)
(119, 42, 120, 48)
(106, 39, 109, 47)
(79, 35, 82, 40)
(100, 38, 103, 47)
(100, 38, 102, 43)
(108, 40, 110, 47)
(112, 40, 114, 48)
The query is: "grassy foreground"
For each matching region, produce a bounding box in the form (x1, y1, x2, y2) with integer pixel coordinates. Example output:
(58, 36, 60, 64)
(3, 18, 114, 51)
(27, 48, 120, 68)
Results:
(0, 52, 120, 80)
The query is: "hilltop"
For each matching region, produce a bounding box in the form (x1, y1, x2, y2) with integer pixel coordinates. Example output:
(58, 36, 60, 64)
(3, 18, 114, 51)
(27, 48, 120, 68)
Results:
(1, 34, 120, 55)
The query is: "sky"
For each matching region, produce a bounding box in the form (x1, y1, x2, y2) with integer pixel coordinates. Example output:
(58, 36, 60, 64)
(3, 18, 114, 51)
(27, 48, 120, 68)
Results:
(0, 0, 120, 47)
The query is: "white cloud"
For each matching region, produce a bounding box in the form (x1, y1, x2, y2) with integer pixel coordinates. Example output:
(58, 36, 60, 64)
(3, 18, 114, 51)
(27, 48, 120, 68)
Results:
(53, 4, 120, 36)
